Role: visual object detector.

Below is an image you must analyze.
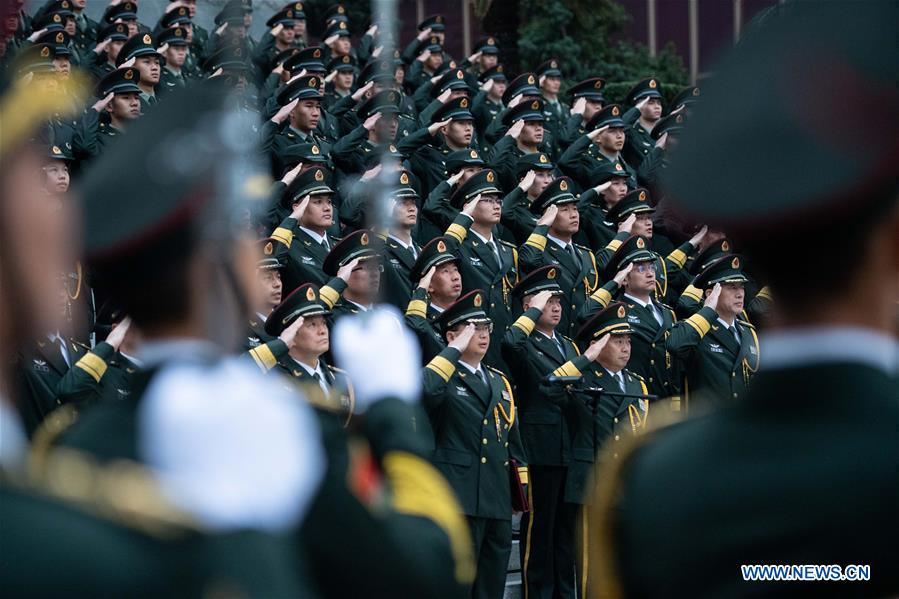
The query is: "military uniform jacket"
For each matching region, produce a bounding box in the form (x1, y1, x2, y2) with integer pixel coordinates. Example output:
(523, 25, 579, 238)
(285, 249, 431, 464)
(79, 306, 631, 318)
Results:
(444, 214, 520, 373)
(518, 224, 599, 337)
(575, 189, 616, 251)
(596, 232, 694, 306)
(501, 308, 579, 466)
(271, 217, 339, 290)
(558, 134, 638, 190)
(396, 127, 464, 194)
(55, 341, 139, 406)
(422, 347, 528, 519)
(158, 67, 187, 97)
(666, 306, 760, 408)
(623, 120, 655, 168)
(15, 337, 87, 435)
(381, 235, 421, 312)
(564, 365, 649, 504)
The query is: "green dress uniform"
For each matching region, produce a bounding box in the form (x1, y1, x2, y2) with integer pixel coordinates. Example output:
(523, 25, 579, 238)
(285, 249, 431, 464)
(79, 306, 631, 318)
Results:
(518, 178, 600, 337)
(381, 233, 421, 312)
(665, 256, 760, 409)
(422, 290, 528, 599)
(14, 336, 87, 436)
(264, 282, 475, 598)
(442, 170, 520, 373)
(622, 77, 664, 169)
(270, 166, 341, 290)
(501, 266, 583, 599)
(54, 341, 138, 405)
(499, 152, 554, 245)
(557, 104, 638, 189)
(404, 237, 458, 362)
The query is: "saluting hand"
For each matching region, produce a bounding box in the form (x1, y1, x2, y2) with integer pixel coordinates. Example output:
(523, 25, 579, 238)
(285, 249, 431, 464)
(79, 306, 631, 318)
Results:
(704, 282, 722, 312)
(279, 316, 304, 350)
(106, 317, 131, 350)
(518, 169, 537, 192)
(467, 50, 483, 64)
(537, 203, 558, 226)
(351, 81, 374, 102)
(480, 78, 494, 94)
(587, 124, 609, 142)
(418, 49, 433, 64)
(363, 112, 382, 131)
(618, 213, 636, 233)
(436, 88, 453, 105)
(427, 118, 452, 136)
(418, 266, 436, 290)
(416, 27, 433, 42)
(215, 22, 229, 36)
(447, 170, 465, 186)
(529, 290, 554, 312)
(360, 163, 382, 182)
(592, 180, 613, 194)
(271, 98, 298, 124)
(612, 263, 634, 286)
(571, 97, 587, 116)
(337, 257, 361, 283)
(290, 194, 310, 220)
(655, 131, 668, 149)
(448, 323, 477, 351)
(324, 34, 339, 48)
(461, 193, 483, 217)
(688, 225, 709, 248)
(269, 24, 284, 37)
(120, 56, 136, 69)
(280, 161, 303, 186)
(93, 38, 111, 55)
(92, 92, 115, 113)
(323, 70, 337, 83)
(584, 333, 609, 362)
(27, 28, 48, 42)
(506, 118, 525, 139)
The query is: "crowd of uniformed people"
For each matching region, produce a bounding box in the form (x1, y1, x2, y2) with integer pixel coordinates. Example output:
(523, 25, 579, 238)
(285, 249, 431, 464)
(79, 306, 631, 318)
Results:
(2, 0, 895, 598)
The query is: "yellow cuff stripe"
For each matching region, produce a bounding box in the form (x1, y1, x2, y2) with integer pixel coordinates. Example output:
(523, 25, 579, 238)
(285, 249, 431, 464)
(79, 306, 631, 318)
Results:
(406, 299, 428, 318)
(668, 248, 687, 268)
(319, 285, 340, 309)
(682, 284, 702, 301)
(446, 223, 467, 243)
(382, 451, 475, 584)
(605, 238, 623, 252)
(512, 315, 536, 335)
(551, 361, 582, 378)
(684, 312, 711, 337)
(426, 356, 456, 382)
(524, 233, 547, 251)
(75, 352, 107, 383)
(590, 286, 613, 307)
(248, 344, 278, 373)
(517, 466, 529, 485)
(756, 286, 773, 301)
(271, 227, 293, 247)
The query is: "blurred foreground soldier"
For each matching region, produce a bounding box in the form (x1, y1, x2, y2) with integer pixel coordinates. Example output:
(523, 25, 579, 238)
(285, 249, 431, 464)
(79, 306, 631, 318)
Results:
(50, 84, 326, 596)
(593, 3, 899, 597)
(423, 291, 528, 599)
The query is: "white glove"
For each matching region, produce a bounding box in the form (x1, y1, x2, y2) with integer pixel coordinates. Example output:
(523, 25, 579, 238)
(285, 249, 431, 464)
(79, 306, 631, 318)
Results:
(332, 306, 422, 411)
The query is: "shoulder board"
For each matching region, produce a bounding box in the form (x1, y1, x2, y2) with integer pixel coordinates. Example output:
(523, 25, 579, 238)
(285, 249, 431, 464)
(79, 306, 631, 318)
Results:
(574, 243, 591, 252)
(736, 319, 756, 330)
(499, 239, 516, 249)
(625, 369, 645, 381)
(379, 233, 391, 243)
(485, 365, 507, 380)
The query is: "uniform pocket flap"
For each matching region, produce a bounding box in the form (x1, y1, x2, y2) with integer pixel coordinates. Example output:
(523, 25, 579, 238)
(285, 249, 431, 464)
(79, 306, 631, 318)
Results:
(432, 447, 472, 466)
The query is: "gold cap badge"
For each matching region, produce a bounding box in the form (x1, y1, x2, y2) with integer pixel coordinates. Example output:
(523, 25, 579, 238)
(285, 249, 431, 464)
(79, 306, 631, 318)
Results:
(539, 154, 548, 163)
(612, 105, 620, 116)
(473, 294, 482, 307)
(732, 257, 740, 268)
(639, 190, 647, 201)
(486, 171, 495, 183)
(547, 268, 556, 279)
(52, 146, 62, 155)
(143, 34, 151, 44)
(400, 172, 409, 184)
(360, 233, 369, 245)
(314, 169, 324, 181)
(264, 242, 274, 255)
(636, 237, 645, 249)
(721, 240, 730, 251)
(559, 180, 568, 191)
(649, 79, 657, 88)
(306, 287, 316, 301)
(437, 240, 447, 252)
(617, 306, 626, 318)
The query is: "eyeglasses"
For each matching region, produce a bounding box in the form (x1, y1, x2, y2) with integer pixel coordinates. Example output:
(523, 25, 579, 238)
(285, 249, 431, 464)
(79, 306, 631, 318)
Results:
(353, 262, 384, 273)
(471, 323, 494, 333)
(633, 262, 656, 273)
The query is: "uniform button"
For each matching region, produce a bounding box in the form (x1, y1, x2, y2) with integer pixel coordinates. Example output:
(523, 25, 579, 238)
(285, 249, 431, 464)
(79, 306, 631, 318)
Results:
(613, 417, 618, 423)
(504, 461, 509, 466)
(614, 453, 619, 459)
(571, 304, 576, 310)
(614, 435, 620, 441)
(481, 457, 487, 464)
(484, 419, 489, 425)
(490, 302, 495, 308)
(731, 371, 735, 377)
(733, 393, 738, 399)
(504, 442, 509, 447)
(649, 377, 653, 383)
(651, 343, 656, 348)
(650, 359, 655, 365)
(482, 438, 488, 445)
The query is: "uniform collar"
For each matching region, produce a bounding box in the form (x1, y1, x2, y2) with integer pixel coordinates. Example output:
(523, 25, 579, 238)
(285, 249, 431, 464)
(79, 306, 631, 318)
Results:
(761, 326, 897, 375)
(470, 228, 495, 245)
(547, 233, 573, 249)
(299, 226, 327, 244)
(458, 359, 482, 375)
(623, 293, 653, 309)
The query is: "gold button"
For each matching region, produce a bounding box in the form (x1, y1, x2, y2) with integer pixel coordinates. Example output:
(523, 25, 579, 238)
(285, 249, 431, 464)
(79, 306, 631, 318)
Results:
(615, 435, 620, 441)
(504, 461, 509, 466)
(614, 453, 619, 459)
(733, 393, 738, 398)
(613, 417, 618, 423)
(483, 419, 489, 425)
(649, 377, 653, 382)
(504, 442, 509, 447)
(651, 343, 656, 348)
(650, 359, 655, 365)
(731, 371, 735, 377)
(481, 457, 487, 464)
(482, 438, 488, 445)
(571, 304, 576, 310)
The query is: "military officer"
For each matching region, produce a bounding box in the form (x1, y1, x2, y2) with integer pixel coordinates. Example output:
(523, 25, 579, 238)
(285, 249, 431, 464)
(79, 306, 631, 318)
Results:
(558, 77, 606, 148)
(565, 302, 649, 594)
(574, 162, 630, 251)
(518, 177, 600, 337)
(558, 104, 637, 190)
(471, 64, 506, 145)
(579, 234, 680, 400)
(246, 237, 286, 353)
(490, 98, 551, 186)
(322, 230, 382, 321)
(115, 32, 162, 110)
(156, 26, 190, 95)
(379, 170, 424, 311)
(263, 73, 329, 176)
(535, 58, 569, 155)
(271, 166, 341, 289)
(421, 147, 486, 239)
(422, 290, 528, 599)
(252, 3, 303, 77)
(499, 151, 555, 245)
(502, 266, 582, 599)
(442, 170, 520, 373)
(72, 67, 142, 162)
(622, 77, 663, 168)
(665, 254, 759, 409)
(483, 72, 541, 144)
(405, 237, 463, 363)
(52, 305, 139, 407)
(85, 23, 128, 82)
(69, 0, 99, 57)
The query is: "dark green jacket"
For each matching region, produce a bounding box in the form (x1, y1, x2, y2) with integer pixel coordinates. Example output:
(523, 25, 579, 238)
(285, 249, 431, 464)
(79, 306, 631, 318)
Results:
(444, 214, 520, 373)
(422, 347, 528, 519)
(15, 337, 87, 436)
(518, 224, 599, 337)
(271, 218, 339, 290)
(501, 307, 578, 466)
(55, 341, 139, 405)
(404, 287, 447, 364)
(666, 306, 760, 409)
(564, 364, 648, 504)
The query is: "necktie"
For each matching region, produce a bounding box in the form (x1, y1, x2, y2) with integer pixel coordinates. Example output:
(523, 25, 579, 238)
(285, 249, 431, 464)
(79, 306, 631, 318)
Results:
(553, 335, 565, 359)
(616, 372, 626, 393)
(648, 302, 663, 326)
(486, 239, 500, 269)
(729, 325, 741, 345)
(566, 243, 580, 268)
(478, 368, 489, 387)
(408, 244, 418, 261)
(321, 237, 330, 251)
(312, 370, 329, 396)
(55, 336, 71, 368)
